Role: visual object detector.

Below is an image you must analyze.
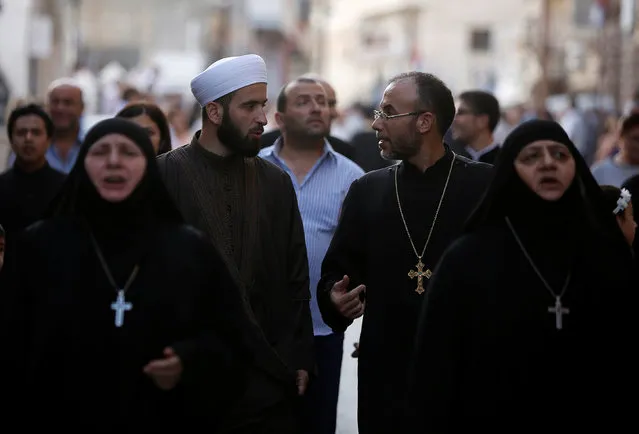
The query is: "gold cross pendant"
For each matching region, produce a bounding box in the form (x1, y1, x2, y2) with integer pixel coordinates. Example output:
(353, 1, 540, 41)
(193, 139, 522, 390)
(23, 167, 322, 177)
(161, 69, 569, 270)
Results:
(408, 259, 432, 295)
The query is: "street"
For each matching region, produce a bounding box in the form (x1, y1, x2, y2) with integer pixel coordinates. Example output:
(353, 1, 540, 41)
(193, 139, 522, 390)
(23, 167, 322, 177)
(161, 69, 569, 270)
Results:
(336, 317, 361, 434)
(1, 131, 8, 168)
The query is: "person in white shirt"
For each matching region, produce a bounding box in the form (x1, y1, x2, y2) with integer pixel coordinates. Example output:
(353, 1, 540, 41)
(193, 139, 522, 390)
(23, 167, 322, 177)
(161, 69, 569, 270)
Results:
(591, 113, 639, 187)
(451, 90, 501, 164)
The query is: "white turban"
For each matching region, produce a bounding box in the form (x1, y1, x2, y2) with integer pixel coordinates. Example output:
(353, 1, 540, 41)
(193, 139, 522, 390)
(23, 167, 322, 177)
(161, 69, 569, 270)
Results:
(190, 54, 267, 107)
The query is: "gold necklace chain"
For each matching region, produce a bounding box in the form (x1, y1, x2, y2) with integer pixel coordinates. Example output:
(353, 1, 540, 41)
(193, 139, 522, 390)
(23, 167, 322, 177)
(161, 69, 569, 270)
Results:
(394, 153, 456, 261)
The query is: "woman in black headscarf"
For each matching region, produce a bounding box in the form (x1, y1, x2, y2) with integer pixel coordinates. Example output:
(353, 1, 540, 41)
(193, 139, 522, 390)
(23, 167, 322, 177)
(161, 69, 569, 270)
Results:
(407, 120, 636, 433)
(3, 118, 248, 431)
(116, 102, 173, 155)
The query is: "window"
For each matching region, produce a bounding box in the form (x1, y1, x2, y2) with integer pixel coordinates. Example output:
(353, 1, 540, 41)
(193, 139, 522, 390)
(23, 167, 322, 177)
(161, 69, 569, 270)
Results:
(470, 29, 491, 52)
(299, 0, 311, 22)
(574, 0, 597, 27)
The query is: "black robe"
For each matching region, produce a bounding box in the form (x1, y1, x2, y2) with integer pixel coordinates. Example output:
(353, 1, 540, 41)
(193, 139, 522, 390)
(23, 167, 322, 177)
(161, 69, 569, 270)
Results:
(317, 149, 492, 433)
(2, 218, 246, 432)
(157, 139, 314, 429)
(408, 118, 637, 433)
(476, 146, 500, 164)
(621, 173, 639, 256)
(408, 223, 636, 433)
(0, 163, 65, 240)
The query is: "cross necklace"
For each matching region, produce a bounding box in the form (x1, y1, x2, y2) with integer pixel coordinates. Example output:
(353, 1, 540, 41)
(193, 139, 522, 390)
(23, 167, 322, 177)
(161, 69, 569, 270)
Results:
(90, 233, 140, 328)
(395, 152, 455, 295)
(505, 217, 571, 330)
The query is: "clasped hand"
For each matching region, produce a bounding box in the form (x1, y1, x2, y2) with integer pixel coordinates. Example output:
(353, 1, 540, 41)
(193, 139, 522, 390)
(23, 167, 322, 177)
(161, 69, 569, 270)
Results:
(143, 347, 183, 391)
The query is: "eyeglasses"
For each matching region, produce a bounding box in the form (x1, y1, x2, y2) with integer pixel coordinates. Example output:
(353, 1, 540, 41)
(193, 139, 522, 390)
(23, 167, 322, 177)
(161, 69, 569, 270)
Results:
(373, 110, 425, 121)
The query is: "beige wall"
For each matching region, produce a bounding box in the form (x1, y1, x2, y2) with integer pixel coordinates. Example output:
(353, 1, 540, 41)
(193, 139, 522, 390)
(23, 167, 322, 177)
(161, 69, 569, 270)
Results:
(313, 0, 626, 107)
(315, 0, 535, 106)
(0, 0, 33, 98)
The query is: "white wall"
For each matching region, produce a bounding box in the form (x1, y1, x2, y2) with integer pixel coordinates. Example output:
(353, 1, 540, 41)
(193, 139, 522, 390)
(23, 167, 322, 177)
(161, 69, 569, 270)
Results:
(0, 0, 33, 98)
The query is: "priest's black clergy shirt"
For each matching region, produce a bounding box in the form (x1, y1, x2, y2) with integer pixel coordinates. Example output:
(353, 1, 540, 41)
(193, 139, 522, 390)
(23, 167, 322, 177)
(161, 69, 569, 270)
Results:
(317, 148, 492, 434)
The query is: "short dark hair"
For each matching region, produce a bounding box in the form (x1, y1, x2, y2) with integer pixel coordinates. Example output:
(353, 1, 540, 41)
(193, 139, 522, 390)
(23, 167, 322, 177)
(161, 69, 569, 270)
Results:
(620, 113, 639, 137)
(7, 103, 54, 142)
(122, 87, 140, 101)
(458, 90, 501, 132)
(276, 77, 321, 113)
(388, 72, 455, 137)
(0, 223, 4, 238)
(116, 102, 173, 155)
(201, 91, 236, 122)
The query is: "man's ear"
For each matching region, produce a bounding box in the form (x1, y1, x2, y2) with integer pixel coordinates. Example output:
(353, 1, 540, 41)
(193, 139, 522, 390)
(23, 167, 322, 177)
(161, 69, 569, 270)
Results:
(417, 112, 435, 134)
(275, 112, 286, 132)
(205, 102, 223, 125)
(477, 113, 489, 130)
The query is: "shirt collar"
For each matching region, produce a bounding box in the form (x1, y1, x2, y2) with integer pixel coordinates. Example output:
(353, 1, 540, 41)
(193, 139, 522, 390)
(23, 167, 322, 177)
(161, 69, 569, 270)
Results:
(51, 132, 84, 150)
(400, 144, 454, 179)
(266, 136, 338, 162)
(465, 142, 499, 161)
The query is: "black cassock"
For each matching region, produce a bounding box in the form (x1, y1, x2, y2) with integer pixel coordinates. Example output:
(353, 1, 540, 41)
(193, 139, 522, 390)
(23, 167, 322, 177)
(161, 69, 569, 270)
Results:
(2, 218, 246, 432)
(408, 224, 637, 433)
(317, 149, 492, 433)
(158, 141, 314, 432)
(0, 163, 65, 239)
(409, 118, 637, 433)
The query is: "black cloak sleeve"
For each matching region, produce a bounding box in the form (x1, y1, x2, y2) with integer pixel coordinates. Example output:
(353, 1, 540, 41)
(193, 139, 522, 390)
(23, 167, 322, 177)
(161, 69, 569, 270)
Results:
(168, 228, 250, 408)
(405, 235, 474, 433)
(282, 176, 315, 374)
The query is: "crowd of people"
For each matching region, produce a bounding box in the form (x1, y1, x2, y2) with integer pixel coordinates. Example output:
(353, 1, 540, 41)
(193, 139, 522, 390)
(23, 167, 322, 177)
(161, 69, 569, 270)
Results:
(0, 52, 636, 433)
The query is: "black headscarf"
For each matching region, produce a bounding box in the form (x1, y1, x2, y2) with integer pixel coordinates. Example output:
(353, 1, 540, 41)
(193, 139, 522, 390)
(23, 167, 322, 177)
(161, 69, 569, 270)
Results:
(47, 118, 183, 256)
(464, 120, 632, 281)
(466, 120, 621, 235)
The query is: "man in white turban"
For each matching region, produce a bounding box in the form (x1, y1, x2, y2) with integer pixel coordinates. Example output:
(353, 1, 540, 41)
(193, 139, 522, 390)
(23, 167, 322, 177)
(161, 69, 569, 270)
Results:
(157, 55, 314, 434)
(187, 53, 269, 157)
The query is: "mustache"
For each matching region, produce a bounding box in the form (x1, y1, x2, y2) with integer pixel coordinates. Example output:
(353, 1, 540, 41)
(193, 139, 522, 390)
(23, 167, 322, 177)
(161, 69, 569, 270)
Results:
(249, 127, 264, 134)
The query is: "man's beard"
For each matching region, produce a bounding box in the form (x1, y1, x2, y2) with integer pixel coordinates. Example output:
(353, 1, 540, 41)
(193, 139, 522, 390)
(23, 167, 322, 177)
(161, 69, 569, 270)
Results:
(380, 135, 420, 161)
(217, 114, 262, 157)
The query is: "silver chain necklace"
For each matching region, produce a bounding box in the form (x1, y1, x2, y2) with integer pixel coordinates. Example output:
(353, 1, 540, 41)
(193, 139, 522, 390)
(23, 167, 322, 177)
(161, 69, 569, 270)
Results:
(395, 152, 455, 295)
(90, 233, 139, 328)
(505, 217, 571, 330)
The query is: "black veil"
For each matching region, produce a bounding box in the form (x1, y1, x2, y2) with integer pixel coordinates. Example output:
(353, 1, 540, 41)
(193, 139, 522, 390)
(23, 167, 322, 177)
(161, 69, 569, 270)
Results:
(47, 117, 183, 227)
(45, 117, 185, 262)
(464, 119, 630, 254)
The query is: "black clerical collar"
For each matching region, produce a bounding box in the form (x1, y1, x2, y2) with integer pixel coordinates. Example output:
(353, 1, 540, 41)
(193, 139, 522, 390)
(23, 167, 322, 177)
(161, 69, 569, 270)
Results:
(12, 161, 51, 177)
(399, 145, 454, 180)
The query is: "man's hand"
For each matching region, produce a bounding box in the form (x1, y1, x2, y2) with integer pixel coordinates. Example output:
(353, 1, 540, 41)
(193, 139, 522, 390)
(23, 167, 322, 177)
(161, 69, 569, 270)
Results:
(143, 347, 183, 391)
(330, 275, 366, 320)
(296, 370, 310, 396)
